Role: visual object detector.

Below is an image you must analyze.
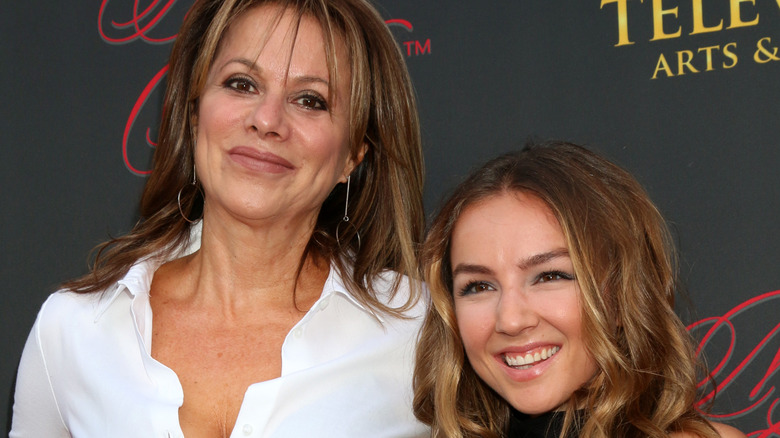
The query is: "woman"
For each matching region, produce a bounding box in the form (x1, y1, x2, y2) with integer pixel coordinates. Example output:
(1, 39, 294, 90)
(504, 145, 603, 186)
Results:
(11, 0, 427, 437)
(413, 142, 745, 438)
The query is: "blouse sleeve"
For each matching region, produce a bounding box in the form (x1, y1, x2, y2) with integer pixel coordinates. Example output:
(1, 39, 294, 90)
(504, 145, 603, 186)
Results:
(9, 308, 71, 438)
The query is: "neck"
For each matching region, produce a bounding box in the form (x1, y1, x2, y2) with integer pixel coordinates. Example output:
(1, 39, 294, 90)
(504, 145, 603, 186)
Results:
(170, 208, 329, 319)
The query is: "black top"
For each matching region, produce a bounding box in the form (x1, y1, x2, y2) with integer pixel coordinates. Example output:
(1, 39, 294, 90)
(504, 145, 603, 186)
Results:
(506, 409, 572, 438)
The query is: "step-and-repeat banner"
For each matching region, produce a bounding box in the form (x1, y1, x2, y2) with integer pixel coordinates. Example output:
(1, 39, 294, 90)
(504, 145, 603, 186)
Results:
(2, 1, 778, 434)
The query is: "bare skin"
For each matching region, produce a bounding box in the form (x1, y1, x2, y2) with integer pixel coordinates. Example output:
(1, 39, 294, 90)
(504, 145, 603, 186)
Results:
(150, 248, 328, 438)
(670, 422, 748, 438)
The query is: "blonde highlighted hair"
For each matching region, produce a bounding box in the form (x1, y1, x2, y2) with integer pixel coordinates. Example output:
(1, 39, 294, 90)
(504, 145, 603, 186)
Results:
(66, 0, 424, 316)
(413, 141, 718, 438)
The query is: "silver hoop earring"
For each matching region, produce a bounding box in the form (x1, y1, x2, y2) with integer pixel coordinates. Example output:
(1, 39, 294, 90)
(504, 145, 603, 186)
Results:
(177, 165, 202, 224)
(335, 175, 360, 249)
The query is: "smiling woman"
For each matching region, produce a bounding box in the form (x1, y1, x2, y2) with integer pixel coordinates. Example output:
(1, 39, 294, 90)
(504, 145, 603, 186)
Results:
(413, 142, 746, 438)
(10, 0, 427, 437)
(194, 5, 357, 227)
(450, 192, 598, 419)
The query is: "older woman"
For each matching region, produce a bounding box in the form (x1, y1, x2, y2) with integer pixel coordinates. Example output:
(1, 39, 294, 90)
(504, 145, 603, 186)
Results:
(413, 142, 745, 438)
(11, 0, 427, 437)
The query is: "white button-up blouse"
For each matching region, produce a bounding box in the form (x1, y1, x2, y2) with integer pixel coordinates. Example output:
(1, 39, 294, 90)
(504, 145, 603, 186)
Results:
(10, 224, 429, 437)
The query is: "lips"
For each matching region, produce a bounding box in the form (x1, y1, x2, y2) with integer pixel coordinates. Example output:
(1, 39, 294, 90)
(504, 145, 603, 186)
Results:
(228, 146, 294, 173)
(502, 346, 560, 370)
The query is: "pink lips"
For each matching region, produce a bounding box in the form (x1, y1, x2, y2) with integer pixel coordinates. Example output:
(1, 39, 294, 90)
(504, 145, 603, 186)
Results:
(228, 146, 294, 173)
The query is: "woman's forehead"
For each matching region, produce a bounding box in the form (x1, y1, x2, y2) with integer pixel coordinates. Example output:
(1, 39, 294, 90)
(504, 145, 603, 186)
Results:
(214, 5, 349, 85)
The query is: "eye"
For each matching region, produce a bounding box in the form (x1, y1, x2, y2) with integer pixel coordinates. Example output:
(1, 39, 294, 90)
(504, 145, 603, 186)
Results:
(293, 93, 328, 111)
(458, 281, 496, 296)
(535, 270, 575, 284)
(224, 76, 257, 93)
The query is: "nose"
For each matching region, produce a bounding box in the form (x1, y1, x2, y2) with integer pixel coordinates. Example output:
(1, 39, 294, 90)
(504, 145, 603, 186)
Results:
(248, 94, 289, 140)
(494, 288, 538, 336)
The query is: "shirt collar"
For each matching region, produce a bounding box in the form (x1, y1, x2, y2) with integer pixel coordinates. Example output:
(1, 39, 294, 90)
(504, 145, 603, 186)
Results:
(321, 261, 383, 323)
(94, 222, 380, 322)
(95, 221, 203, 320)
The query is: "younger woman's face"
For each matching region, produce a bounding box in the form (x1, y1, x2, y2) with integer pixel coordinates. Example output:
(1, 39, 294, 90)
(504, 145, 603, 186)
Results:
(450, 192, 598, 415)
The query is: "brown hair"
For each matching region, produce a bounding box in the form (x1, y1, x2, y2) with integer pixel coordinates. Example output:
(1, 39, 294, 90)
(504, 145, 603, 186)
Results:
(413, 141, 718, 438)
(66, 0, 424, 316)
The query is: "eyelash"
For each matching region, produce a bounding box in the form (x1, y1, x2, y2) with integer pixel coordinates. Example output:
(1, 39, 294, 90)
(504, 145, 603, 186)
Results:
(222, 76, 329, 111)
(457, 281, 495, 297)
(456, 271, 574, 296)
(535, 270, 575, 284)
(293, 93, 328, 111)
(224, 75, 256, 93)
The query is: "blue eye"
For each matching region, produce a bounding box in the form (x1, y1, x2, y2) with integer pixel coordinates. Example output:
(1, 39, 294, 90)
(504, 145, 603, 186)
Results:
(458, 281, 495, 296)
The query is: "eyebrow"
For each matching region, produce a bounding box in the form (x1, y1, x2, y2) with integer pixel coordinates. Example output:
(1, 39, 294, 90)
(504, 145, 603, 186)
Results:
(451, 263, 494, 277)
(221, 58, 330, 87)
(516, 248, 570, 270)
(451, 248, 570, 277)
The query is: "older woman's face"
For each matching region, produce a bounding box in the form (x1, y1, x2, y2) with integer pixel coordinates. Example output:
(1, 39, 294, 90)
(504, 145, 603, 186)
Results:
(194, 4, 357, 225)
(450, 192, 597, 415)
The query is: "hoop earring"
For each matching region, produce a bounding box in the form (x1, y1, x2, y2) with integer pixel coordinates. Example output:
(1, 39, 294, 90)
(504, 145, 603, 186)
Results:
(335, 175, 360, 249)
(177, 165, 202, 224)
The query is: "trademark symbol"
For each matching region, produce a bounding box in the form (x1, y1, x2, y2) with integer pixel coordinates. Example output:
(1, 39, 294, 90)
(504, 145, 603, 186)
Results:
(401, 39, 431, 56)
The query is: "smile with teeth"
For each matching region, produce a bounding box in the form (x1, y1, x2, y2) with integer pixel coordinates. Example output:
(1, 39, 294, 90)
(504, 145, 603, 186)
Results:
(503, 346, 560, 369)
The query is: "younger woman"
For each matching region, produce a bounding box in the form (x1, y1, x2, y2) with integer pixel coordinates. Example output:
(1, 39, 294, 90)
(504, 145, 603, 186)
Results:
(413, 142, 745, 438)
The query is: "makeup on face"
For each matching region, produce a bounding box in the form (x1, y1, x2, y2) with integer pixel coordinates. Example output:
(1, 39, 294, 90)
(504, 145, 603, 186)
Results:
(451, 191, 598, 415)
(194, 4, 356, 224)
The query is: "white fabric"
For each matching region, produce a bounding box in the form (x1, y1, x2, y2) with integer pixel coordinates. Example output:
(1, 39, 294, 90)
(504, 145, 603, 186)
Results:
(10, 224, 429, 437)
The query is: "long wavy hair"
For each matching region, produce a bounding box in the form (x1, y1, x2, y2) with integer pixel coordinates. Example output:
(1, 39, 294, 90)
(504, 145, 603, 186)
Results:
(65, 0, 424, 316)
(413, 141, 718, 438)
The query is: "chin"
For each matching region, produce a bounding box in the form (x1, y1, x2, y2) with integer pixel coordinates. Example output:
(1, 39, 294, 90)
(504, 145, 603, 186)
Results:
(507, 397, 567, 416)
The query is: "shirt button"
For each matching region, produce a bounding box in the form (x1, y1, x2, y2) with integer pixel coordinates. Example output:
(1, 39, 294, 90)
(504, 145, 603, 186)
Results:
(293, 327, 303, 338)
(242, 424, 253, 435)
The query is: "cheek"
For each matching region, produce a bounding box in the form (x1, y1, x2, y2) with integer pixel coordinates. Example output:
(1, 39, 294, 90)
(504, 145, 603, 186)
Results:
(545, 287, 586, 340)
(454, 301, 494, 352)
(301, 126, 350, 165)
(552, 297, 598, 381)
(196, 94, 245, 144)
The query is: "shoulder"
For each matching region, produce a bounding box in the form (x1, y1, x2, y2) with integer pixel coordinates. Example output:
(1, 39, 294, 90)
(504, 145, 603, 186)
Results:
(711, 422, 748, 438)
(36, 289, 105, 326)
(29, 289, 109, 355)
(669, 422, 747, 438)
(32, 279, 138, 351)
(372, 270, 429, 317)
(333, 263, 428, 318)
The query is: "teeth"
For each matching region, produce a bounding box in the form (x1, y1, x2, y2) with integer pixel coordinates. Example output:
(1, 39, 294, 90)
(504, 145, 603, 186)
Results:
(504, 346, 560, 368)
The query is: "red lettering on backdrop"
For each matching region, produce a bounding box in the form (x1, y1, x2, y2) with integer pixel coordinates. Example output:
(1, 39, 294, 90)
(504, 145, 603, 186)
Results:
(100, 0, 185, 174)
(688, 290, 780, 436)
(123, 65, 167, 175)
(99, 0, 179, 43)
(752, 399, 780, 438)
(385, 19, 413, 31)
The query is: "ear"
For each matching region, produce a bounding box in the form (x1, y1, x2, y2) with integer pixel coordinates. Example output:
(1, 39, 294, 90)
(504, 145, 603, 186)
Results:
(340, 142, 368, 183)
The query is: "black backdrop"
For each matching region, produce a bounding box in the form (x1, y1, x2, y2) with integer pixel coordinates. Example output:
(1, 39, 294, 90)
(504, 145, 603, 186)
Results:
(2, 1, 778, 435)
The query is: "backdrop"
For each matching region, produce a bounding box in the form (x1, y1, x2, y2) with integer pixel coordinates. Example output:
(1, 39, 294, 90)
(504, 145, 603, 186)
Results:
(2, 0, 778, 435)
